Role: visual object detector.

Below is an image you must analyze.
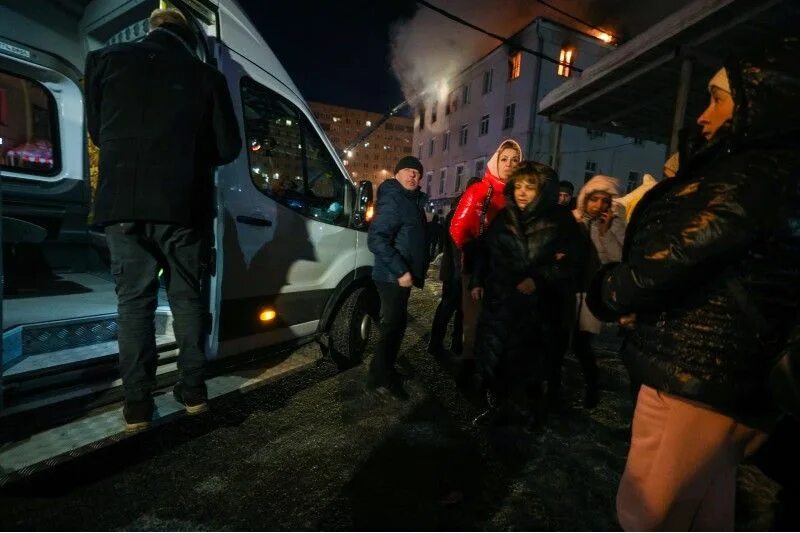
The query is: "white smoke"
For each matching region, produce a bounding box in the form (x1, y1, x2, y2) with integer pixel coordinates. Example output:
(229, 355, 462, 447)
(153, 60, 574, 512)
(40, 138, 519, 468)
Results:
(389, 0, 695, 104)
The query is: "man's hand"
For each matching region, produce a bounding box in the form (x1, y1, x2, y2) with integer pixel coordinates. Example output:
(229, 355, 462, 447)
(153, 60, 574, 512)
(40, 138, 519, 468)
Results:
(619, 313, 637, 329)
(598, 211, 615, 236)
(398, 272, 413, 288)
(517, 277, 536, 295)
(471, 287, 483, 301)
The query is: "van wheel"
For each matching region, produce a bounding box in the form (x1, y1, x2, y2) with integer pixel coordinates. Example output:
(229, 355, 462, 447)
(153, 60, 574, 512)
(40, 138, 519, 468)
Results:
(328, 286, 376, 370)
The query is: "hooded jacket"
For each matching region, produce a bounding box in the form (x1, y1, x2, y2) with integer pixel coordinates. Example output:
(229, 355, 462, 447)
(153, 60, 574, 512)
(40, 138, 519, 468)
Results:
(573, 175, 626, 290)
(589, 37, 800, 426)
(449, 140, 523, 260)
(472, 167, 582, 381)
(368, 178, 430, 288)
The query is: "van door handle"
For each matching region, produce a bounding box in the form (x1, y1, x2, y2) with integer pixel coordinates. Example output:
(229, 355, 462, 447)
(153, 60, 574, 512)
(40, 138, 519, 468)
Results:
(236, 215, 272, 227)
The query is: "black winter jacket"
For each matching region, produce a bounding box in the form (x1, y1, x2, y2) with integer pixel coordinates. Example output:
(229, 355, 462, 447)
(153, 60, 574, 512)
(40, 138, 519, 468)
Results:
(85, 25, 242, 227)
(589, 38, 800, 426)
(368, 179, 430, 287)
(473, 171, 582, 383)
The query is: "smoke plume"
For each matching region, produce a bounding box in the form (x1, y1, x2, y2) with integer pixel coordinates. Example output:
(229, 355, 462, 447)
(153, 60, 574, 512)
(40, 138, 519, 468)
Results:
(389, 0, 694, 104)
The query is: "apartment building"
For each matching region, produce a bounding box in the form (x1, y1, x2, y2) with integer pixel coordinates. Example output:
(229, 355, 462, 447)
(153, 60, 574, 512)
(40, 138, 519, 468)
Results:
(413, 18, 668, 213)
(309, 101, 414, 189)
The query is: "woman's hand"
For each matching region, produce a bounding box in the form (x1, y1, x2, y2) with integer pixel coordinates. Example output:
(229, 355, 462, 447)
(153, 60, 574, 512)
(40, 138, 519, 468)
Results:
(598, 211, 615, 236)
(471, 287, 484, 301)
(516, 277, 536, 295)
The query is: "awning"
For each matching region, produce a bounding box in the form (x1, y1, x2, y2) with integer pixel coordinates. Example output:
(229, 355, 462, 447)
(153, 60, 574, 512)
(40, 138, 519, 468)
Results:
(538, 0, 799, 146)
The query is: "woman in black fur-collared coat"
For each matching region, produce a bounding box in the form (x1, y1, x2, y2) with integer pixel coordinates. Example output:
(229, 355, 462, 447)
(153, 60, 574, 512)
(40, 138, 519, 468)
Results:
(470, 162, 581, 427)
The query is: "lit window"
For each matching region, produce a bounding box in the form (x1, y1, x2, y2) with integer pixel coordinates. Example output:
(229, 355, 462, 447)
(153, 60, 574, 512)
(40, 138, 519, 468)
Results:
(558, 47, 575, 77)
(508, 51, 522, 80)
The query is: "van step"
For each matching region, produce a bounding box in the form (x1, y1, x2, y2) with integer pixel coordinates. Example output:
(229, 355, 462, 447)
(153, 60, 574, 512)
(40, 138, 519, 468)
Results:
(0, 345, 321, 485)
(2, 309, 173, 367)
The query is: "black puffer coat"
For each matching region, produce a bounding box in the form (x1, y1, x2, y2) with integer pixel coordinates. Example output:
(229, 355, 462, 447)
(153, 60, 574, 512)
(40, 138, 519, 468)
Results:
(473, 169, 582, 385)
(589, 38, 800, 427)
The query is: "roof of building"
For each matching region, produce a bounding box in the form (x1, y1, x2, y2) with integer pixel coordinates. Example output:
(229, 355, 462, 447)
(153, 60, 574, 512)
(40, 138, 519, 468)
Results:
(538, 0, 799, 144)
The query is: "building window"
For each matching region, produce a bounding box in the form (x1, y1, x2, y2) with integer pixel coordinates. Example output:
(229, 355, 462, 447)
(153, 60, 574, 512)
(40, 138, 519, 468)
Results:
(418, 107, 425, 131)
(439, 168, 446, 194)
(627, 171, 641, 193)
(425, 171, 433, 195)
(455, 164, 465, 191)
(474, 158, 485, 177)
(431, 101, 438, 124)
(503, 104, 515, 130)
(458, 124, 468, 146)
(587, 129, 605, 140)
(633, 137, 645, 146)
(443, 131, 450, 152)
(479, 115, 490, 136)
(482, 69, 493, 94)
(558, 47, 575, 77)
(447, 90, 459, 115)
(462, 83, 471, 105)
(508, 51, 522, 80)
(418, 142, 423, 159)
(584, 161, 598, 182)
(0, 72, 60, 176)
(428, 138, 435, 157)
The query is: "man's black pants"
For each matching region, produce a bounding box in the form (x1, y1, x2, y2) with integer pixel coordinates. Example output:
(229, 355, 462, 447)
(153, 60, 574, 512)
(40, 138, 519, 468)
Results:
(106, 222, 208, 405)
(368, 281, 411, 386)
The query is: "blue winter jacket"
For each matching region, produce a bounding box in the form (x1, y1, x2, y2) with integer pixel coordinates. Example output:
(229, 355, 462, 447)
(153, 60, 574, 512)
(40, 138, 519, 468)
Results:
(368, 178, 429, 287)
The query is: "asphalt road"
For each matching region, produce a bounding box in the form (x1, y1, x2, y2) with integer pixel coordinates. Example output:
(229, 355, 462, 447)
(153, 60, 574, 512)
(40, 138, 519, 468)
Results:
(0, 277, 790, 531)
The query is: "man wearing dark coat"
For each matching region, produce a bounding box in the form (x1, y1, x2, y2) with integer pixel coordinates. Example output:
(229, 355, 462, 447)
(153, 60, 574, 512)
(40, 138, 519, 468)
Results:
(85, 8, 241, 432)
(366, 156, 429, 400)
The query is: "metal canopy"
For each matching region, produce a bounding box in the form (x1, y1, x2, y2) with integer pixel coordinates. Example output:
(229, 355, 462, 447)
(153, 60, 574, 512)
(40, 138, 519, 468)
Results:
(538, 0, 799, 144)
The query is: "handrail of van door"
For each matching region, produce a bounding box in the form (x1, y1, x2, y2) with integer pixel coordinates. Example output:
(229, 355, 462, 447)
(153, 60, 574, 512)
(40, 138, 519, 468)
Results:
(236, 215, 272, 227)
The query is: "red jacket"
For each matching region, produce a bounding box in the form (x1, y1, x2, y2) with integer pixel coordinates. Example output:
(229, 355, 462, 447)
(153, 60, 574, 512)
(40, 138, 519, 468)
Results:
(449, 170, 506, 250)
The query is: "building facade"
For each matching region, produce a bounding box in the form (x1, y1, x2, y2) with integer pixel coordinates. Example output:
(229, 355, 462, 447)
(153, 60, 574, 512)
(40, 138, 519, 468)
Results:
(309, 101, 414, 189)
(412, 18, 668, 213)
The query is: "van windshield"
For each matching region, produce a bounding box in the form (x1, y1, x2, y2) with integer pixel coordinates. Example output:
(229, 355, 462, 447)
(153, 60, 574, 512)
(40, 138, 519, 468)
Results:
(0, 70, 59, 175)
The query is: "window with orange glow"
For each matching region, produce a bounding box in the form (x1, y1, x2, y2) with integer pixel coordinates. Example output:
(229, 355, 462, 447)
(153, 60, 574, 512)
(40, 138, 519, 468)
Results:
(558, 47, 575, 77)
(508, 51, 522, 80)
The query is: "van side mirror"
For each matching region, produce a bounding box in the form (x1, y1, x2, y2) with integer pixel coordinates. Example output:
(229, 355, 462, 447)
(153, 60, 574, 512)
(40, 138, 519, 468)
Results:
(353, 180, 374, 229)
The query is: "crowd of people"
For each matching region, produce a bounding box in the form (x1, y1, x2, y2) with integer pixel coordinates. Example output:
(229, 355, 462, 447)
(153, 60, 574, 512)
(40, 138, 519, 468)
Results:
(366, 36, 800, 531)
(86, 7, 797, 528)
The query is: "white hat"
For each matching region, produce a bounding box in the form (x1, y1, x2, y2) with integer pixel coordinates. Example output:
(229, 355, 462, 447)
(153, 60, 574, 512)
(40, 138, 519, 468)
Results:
(708, 68, 731, 93)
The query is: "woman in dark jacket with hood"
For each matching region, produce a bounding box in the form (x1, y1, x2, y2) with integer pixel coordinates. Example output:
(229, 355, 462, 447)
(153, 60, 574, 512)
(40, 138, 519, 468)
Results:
(471, 162, 581, 427)
(588, 38, 800, 530)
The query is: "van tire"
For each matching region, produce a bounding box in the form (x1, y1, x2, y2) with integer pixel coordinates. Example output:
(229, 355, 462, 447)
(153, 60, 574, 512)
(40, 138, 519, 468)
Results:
(328, 286, 375, 370)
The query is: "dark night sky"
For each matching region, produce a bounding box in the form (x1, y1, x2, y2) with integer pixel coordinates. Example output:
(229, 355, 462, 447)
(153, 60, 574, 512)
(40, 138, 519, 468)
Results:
(238, 0, 418, 114)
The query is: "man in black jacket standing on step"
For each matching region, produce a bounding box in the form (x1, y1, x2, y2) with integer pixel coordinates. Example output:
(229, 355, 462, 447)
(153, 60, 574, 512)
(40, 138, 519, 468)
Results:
(366, 156, 429, 400)
(85, 8, 241, 432)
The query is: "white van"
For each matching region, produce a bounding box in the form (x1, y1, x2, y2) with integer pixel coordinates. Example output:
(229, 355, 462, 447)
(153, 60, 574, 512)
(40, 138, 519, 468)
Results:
(0, 0, 377, 467)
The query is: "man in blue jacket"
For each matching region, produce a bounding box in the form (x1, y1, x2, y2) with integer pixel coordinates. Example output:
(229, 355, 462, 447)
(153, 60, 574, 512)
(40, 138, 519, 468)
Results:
(367, 156, 429, 400)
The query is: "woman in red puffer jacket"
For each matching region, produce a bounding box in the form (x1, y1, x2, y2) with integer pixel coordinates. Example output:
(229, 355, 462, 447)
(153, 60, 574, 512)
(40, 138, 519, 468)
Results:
(449, 139, 522, 364)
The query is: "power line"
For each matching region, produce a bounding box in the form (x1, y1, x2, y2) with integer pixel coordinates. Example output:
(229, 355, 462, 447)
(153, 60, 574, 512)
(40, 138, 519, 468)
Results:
(536, 0, 621, 42)
(415, 0, 581, 73)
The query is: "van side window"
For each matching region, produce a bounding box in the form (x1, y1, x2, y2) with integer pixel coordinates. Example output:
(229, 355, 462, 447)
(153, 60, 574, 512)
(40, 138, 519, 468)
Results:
(241, 78, 348, 227)
(0, 70, 59, 176)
